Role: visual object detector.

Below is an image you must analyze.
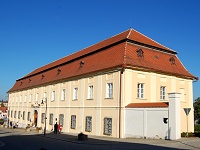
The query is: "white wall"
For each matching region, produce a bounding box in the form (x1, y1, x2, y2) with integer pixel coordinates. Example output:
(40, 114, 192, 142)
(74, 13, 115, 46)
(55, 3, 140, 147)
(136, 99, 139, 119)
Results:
(124, 108, 168, 139)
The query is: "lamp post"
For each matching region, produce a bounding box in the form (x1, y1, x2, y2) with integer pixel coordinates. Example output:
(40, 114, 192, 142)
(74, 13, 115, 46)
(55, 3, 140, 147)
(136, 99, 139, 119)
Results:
(41, 98, 47, 135)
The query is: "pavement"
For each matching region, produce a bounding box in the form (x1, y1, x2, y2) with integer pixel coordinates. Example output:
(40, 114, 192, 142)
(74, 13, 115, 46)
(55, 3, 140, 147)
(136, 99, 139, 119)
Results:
(1, 126, 200, 149)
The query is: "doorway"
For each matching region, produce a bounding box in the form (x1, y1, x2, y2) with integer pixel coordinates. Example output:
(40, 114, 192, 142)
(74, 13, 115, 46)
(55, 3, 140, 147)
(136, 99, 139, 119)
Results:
(34, 110, 38, 127)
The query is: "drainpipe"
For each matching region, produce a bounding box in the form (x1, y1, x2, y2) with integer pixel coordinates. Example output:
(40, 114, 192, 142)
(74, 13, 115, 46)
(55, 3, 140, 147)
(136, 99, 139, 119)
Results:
(119, 65, 125, 138)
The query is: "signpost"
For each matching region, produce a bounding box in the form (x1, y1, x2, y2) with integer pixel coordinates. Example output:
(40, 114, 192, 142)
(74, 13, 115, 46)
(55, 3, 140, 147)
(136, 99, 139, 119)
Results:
(183, 108, 191, 137)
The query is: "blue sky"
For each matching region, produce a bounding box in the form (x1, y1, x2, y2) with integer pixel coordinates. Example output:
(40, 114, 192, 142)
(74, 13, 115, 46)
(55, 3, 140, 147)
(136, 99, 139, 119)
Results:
(0, 0, 199, 101)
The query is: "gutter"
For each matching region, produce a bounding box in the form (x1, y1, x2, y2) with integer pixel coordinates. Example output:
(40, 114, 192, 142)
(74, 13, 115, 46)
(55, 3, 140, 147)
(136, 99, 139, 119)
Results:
(119, 65, 125, 138)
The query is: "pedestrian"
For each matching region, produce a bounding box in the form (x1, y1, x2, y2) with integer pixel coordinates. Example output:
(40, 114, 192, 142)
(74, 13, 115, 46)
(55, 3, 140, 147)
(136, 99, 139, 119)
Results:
(58, 123, 62, 134)
(54, 122, 58, 134)
(10, 121, 12, 129)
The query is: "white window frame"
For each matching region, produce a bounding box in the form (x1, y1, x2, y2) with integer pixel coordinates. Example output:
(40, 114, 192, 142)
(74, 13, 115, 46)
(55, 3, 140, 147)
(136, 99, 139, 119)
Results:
(18, 111, 21, 119)
(36, 93, 39, 102)
(24, 95, 27, 103)
(49, 113, 53, 125)
(20, 95, 22, 102)
(106, 83, 113, 98)
(44, 92, 47, 101)
(137, 83, 144, 99)
(88, 85, 93, 99)
(71, 115, 76, 129)
(85, 116, 92, 132)
(27, 112, 30, 121)
(52, 91, 55, 101)
(29, 94, 32, 103)
(160, 86, 166, 100)
(41, 113, 45, 123)
(61, 89, 66, 101)
(73, 88, 78, 100)
(59, 114, 64, 126)
(23, 111, 25, 120)
(104, 117, 112, 135)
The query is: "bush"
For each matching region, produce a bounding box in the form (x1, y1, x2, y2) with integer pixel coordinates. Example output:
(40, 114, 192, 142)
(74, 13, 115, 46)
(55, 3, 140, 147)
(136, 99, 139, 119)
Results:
(181, 132, 195, 137)
(194, 124, 200, 132)
(0, 119, 4, 125)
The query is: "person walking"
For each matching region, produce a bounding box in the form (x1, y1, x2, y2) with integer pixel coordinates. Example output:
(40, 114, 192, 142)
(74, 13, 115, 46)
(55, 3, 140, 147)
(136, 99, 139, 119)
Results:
(54, 122, 58, 134)
(58, 123, 62, 134)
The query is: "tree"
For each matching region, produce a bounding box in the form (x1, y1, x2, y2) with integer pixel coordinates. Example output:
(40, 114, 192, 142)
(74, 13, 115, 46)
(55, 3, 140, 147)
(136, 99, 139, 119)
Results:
(1, 100, 4, 107)
(194, 97, 200, 124)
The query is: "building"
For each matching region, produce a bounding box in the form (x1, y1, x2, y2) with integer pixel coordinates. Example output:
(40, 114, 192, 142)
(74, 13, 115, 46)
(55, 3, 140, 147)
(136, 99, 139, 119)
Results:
(7, 28, 198, 139)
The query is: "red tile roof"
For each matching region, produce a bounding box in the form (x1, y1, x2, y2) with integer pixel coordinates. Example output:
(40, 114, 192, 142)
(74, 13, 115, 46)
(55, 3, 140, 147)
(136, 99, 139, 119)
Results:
(0, 107, 7, 113)
(125, 102, 169, 108)
(8, 28, 198, 92)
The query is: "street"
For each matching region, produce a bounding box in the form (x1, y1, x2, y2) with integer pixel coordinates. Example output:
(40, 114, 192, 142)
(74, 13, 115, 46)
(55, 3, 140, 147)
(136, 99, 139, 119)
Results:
(0, 127, 200, 150)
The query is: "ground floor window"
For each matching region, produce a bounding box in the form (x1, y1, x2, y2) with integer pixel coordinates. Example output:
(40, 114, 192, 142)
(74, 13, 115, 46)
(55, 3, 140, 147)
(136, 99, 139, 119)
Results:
(41, 113, 45, 123)
(104, 117, 112, 135)
(85, 116, 92, 132)
(59, 114, 64, 126)
(71, 115, 76, 129)
(11, 110, 13, 118)
(49, 113, 53, 125)
(18, 111, 21, 119)
(14, 111, 16, 118)
(23, 111, 25, 120)
(27, 112, 30, 121)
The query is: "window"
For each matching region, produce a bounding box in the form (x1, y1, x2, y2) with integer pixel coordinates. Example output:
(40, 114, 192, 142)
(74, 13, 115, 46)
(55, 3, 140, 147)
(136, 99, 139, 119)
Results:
(23, 111, 25, 120)
(137, 83, 144, 99)
(27, 112, 30, 121)
(85, 116, 92, 132)
(41, 113, 45, 123)
(49, 114, 53, 125)
(24, 95, 27, 103)
(61, 89, 66, 100)
(14, 111, 16, 118)
(106, 83, 113, 98)
(160, 86, 166, 100)
(18, 111, 21, 119)
(59, 114, 64, 126)
(71, 115, 76, 129)
(73, 88, 78, 100)
(29, 94, 32, 102)
(88, 85, 93, 99)
(136, 48, 144, 57)
(52, 91, 55, 101)
(169, 57, 175, 64)
(11, 110, 13, 117)
(20, 95, 22, 102)
(36, 93, 39, 102)
(104, 118, 112, 135)
(44, 92, 47, 100)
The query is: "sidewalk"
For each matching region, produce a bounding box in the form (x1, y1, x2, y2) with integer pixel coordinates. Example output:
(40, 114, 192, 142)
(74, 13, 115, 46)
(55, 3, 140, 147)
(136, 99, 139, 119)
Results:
(20, 127, 200, 146)
(2, 126, 200, 149)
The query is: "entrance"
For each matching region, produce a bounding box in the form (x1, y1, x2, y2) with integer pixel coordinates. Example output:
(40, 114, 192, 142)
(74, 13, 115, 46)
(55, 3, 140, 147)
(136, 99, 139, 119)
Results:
(34, 110, 38, 127)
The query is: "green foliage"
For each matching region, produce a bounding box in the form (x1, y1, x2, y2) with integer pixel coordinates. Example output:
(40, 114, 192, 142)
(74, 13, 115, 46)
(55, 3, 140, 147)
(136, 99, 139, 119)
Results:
(194, 124, 200, 132)
(1, 101, 4, 107)
(181, 132, 195, 137)
(194, 97, 200, 124)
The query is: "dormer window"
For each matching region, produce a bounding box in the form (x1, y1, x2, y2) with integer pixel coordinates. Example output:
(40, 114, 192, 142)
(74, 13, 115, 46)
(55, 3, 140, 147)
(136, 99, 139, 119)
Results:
(80, 61, 84, 67)
(57, 68, 61, 75)
(136, 48, 144, 57)
(42, 74, 45, 79)
(169, 57, 175, 64)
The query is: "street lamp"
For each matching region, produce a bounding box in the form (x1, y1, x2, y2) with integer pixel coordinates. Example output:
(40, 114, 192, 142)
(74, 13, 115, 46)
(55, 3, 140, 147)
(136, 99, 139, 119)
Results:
(41, 98, 47, 135)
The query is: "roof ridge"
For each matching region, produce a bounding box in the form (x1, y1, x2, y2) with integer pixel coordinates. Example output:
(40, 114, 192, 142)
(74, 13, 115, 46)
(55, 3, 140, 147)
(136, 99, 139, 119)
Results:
(131, 28, 177, 53)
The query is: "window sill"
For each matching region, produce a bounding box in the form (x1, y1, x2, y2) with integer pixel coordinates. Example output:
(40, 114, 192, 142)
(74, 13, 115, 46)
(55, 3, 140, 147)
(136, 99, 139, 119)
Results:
(105, 98, 113, 100)
(72, 99, 78, 101)
(87, 98, 93, 100)
(136, 98, 147, 100)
